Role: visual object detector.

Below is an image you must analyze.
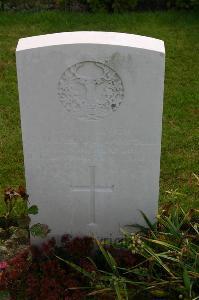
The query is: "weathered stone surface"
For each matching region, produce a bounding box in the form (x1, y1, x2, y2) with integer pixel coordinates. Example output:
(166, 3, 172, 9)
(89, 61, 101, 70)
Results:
(16, 32, 165, 240)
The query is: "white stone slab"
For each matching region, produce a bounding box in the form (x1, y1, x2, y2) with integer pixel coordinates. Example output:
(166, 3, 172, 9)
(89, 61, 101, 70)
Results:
(16, 31, 165, 240)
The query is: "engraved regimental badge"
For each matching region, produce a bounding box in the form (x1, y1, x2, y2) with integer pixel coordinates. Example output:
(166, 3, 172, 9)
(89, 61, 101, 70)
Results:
(58, 61, 124, 120)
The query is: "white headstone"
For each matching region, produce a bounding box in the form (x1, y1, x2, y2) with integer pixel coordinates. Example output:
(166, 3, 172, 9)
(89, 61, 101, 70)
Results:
(16, 32, 165, 240)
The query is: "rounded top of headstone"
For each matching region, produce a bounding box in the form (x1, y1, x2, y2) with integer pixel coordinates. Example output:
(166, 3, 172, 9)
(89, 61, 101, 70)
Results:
(16, 31, 165, 54)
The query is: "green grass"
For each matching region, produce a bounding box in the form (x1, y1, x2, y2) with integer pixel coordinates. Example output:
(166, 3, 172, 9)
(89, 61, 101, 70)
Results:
(0, 11, 198, 209)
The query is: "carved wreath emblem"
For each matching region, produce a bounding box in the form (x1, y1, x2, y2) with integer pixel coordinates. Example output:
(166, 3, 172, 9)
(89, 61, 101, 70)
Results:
(58, 61, 124, 120)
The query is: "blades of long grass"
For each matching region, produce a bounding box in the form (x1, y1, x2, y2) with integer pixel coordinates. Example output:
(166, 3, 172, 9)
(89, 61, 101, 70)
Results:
(183, 268, 191, 294)
(98, 272, 150, 288)
(144, 246, 176, 278)
(114, 281, 125, 300)
(193, 173, 199, 185)
(96, 239, 112, 267)
(87, 288, 112, 296)
(173, 204, 181, 229)
(55, 255, 94, 280)
(160, 216, 181, 238)
(96, 239, 119, 274)
(123, 258, 150, 274)
(124, 223, 149, 233)
(123, 282, 129, 300)
(144, 237, 179, 251)
(122, 278, 150, 287)
(188, 271, 199, 279)
(86, 256, 97, 269)
(178, 207, 197, 229)
(139, 210, 157, 238)
(130, 278, 183, 295)
(121, 267, 148, 277)
(191, 222, 199, 234)
(66, 286, 91, 291)
(158, 254, 180, 263)
(107, 251, 118, 272)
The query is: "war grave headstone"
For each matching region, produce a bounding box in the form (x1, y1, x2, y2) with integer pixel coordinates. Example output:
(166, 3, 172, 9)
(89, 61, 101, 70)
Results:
(16, 31, 165, 241)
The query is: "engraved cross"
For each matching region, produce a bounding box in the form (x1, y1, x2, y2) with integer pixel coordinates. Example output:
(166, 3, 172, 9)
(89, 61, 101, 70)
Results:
(71, 166, 114, 224)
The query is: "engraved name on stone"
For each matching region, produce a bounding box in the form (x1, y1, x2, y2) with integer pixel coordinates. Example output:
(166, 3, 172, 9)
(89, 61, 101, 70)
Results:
(28, 142, 151, 160)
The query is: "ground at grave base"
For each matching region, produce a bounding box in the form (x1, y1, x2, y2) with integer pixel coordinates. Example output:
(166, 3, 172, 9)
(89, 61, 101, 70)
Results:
(0, 199, 199, 300)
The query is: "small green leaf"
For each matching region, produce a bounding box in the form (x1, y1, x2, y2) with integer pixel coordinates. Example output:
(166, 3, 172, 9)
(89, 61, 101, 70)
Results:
(30, 223, 50, 238)
(28, 205, 39, 215)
